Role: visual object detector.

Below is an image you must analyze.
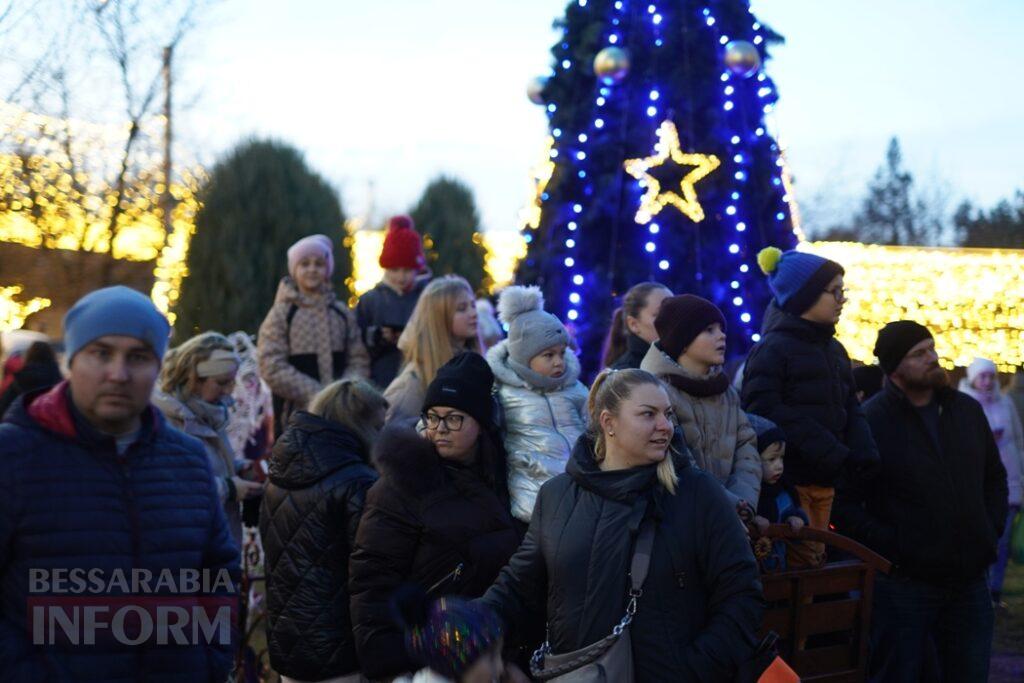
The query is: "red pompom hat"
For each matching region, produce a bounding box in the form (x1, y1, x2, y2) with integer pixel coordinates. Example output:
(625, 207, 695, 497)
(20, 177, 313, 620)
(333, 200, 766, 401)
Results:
(379, 215, 427, 271)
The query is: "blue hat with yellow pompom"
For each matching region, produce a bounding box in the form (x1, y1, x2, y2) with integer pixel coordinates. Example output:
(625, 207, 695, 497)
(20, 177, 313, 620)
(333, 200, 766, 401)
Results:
(757, 247, 845, 315)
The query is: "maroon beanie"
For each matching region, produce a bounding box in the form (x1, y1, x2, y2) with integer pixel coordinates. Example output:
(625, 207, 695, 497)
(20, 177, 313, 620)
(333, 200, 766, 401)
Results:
(379, 215, 426, 271)
(654, 294, 727, 360)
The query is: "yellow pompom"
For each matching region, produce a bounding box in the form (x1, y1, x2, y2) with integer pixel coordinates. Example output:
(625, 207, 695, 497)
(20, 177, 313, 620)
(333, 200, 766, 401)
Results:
(757, 247, 783, 275)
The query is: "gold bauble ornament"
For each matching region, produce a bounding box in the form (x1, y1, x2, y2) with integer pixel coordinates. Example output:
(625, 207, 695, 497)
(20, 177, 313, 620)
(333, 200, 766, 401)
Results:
(593, 47, 630, 85)
(723, 40, 761, 78)
(526, 76, 547, 105)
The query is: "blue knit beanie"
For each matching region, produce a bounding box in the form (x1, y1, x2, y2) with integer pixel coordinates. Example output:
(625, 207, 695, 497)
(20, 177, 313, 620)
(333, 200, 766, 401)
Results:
(64, 286, 171, 361)
(746, 413, 786, 454)
(757, 247, 845, 315)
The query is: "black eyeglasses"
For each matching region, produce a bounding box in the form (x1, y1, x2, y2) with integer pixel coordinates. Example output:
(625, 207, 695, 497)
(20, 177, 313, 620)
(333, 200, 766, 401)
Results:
(422, 412, 465, 432)
(827, 286, 848, 303)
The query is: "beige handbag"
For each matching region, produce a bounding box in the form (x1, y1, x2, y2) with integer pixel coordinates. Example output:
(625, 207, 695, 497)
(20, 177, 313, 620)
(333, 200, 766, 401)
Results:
(529, 521, 655, 682)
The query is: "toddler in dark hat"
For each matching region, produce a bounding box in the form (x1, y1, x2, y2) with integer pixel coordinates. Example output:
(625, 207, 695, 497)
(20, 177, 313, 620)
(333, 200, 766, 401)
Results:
(748, 414, 808, 572)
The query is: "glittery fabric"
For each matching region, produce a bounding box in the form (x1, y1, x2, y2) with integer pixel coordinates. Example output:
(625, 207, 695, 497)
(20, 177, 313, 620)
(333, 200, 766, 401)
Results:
(406, 597, 503, 678)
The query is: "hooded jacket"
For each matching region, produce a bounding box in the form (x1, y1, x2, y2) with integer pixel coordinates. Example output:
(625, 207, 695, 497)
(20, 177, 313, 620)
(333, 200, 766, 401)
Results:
(0, 382, 239, 682)
(741, 304, 878, 487)
(959, 380, 1024, 506)
(481, 432, 763, 682)
(833, 382, 1009, 581)
(641, 344, 761, 507)
(486, 340, 588, 522)
(258, 277, 370, 418)
(260, 411, 378, 680)
(0, 360, 62, 417)
(348, 426, 519, 680)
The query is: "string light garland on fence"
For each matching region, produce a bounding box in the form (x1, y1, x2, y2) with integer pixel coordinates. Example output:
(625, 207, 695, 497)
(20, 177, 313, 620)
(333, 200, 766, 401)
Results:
(801, 241, 1024, 371)
(623, 120, 721, 224)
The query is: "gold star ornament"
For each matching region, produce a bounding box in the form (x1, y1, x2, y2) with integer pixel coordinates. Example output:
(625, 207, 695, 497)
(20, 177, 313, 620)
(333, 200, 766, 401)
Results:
(624, 120, 721, 224)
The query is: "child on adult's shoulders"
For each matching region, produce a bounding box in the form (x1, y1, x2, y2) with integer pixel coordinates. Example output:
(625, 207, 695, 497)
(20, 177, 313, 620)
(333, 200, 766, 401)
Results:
(356, 215, 431, 389)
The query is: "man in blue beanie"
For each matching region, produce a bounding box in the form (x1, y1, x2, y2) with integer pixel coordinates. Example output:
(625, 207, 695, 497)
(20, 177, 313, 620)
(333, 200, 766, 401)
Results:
(741, 247, 878, 568)
(0, 286, 240, 681)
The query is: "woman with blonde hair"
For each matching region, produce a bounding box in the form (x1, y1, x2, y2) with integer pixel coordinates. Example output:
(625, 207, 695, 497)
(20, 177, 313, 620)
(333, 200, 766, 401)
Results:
(261, 379, 387, 683)
(383, 275, 482, 422)
(153, 332, 264, 542)
(481, 369, 762, 681)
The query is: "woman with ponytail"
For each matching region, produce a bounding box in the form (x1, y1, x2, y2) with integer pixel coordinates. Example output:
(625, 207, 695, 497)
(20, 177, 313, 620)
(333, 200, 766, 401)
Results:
(481, 369, 762, 681)
(601, 282, 673, 370)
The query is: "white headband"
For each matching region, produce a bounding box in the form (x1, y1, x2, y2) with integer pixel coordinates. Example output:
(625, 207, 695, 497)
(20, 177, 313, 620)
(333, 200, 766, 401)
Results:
(196, 349, 241, 378)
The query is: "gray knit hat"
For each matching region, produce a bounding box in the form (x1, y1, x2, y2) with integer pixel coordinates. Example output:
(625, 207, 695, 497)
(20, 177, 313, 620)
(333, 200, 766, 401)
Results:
(497, 286, 569, 367)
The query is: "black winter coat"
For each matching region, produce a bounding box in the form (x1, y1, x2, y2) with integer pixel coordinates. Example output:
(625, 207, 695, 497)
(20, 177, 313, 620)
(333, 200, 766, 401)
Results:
(833, 382, 1009, 581)
(741, 304, 877, 486)
(260, 412, 377, 680)
(348, 426, 519, 680)
(481, 432, 763, 682)
(609, 333, 652, 370)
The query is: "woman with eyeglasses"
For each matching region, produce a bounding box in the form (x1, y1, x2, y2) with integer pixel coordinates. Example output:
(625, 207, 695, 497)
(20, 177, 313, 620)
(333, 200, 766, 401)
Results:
(348, 353, 519, 681)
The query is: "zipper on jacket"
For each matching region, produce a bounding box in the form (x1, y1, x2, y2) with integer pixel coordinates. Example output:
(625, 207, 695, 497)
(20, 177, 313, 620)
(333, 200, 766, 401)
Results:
(427, 562, 465, 595)
(543, 395, 573, 453)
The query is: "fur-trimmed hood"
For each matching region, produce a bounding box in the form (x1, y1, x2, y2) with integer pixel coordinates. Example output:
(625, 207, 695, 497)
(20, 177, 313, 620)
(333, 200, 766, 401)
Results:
(371, 423, 446, 497)
(486, 339, 581, 391)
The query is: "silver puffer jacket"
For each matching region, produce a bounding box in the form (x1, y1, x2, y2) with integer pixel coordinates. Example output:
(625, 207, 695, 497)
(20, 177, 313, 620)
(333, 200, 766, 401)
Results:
(486, 341, 588, 522)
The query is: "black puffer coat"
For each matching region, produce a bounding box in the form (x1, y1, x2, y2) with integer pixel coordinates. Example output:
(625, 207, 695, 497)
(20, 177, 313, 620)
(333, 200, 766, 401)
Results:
(259, 412, 377, 680)
(481, 432, 763, 682)
(741, 304, 877, 486)
(833, 383, 1008, 581)
(348, 425, 520, 680)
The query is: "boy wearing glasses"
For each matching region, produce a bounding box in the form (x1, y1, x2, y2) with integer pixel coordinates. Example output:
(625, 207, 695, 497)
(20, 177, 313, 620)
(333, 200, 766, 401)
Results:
(741, 247, 878, 568)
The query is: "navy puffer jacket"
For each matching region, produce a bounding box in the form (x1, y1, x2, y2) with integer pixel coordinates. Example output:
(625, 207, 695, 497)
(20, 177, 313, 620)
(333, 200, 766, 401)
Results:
(0, 382, 240, 683)
(741, 303, 878, 486)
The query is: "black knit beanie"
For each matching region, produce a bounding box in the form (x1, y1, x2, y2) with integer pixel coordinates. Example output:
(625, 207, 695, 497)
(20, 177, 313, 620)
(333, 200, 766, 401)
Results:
(873, 321, 934, 374)
(654, 294, 727, 360)
(422, 352, 495, 430)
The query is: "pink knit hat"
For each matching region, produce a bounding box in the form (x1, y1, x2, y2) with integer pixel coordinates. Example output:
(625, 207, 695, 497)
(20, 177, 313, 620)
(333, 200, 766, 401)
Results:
(287, 234, 334, 279)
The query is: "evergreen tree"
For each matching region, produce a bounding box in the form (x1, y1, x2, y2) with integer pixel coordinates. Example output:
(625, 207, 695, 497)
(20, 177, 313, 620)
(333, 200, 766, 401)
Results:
(954, 191, 1024, 249)
(517, 0, 797, 371)
(173, 139, 349, 339)
(410, 176, 487, 292)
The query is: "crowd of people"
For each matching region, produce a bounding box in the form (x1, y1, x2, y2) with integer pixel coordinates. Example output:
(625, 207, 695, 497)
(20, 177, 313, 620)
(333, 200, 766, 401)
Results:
(0, 214, 1020, 683)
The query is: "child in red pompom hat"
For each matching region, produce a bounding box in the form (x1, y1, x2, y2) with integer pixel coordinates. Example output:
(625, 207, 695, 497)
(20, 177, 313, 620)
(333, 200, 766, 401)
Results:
(356, 215, 431, 388)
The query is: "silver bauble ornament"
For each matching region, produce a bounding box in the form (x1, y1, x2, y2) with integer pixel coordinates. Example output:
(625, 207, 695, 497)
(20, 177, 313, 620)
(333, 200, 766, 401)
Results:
(526, 76, 547, 105)
(593, 46, 630, 85)
(723, 40, 761, 78)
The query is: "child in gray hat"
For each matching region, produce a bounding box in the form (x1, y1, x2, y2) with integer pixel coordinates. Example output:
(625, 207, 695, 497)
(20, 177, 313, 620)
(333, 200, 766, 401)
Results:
(486, 286, 587, 524)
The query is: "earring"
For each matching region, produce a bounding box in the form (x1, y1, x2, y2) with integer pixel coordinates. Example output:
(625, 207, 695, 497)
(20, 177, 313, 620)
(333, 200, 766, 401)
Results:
(608, 431, 615, 437)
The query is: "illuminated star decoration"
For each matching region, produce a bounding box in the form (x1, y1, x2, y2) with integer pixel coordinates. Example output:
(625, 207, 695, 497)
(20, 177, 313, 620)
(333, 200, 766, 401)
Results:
(624, 120, 721, 224)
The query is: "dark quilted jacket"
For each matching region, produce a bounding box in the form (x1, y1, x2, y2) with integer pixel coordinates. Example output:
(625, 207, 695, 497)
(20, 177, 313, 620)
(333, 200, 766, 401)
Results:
(259, 411, 377, 680)
(0, 382, 240, 683)
(481, 432, 763, 682)
(348, 426, 520, 680)
(741, 304, 878, 486)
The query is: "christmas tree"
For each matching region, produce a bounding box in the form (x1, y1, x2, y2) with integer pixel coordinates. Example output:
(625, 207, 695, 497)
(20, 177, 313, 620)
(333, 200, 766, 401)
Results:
(517, 0, 799, 373)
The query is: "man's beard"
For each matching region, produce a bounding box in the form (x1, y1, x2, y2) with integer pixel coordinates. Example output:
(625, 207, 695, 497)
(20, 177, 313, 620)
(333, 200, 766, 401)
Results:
(902, 366, 948, 391)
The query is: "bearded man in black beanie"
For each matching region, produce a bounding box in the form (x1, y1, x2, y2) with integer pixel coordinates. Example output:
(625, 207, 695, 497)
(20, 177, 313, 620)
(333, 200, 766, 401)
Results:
(833, 320, 1008, 683)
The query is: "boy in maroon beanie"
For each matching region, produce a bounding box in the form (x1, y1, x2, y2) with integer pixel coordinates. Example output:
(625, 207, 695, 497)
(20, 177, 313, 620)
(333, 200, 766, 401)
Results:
(356, 215, 430, 388)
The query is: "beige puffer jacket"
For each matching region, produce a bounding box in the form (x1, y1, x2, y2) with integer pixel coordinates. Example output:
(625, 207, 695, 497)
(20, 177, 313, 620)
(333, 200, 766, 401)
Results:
(641, 344, 761, 507)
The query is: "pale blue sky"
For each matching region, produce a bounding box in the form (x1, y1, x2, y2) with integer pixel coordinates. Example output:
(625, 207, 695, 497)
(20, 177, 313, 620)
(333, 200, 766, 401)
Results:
(185, 0, 1024, 233)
